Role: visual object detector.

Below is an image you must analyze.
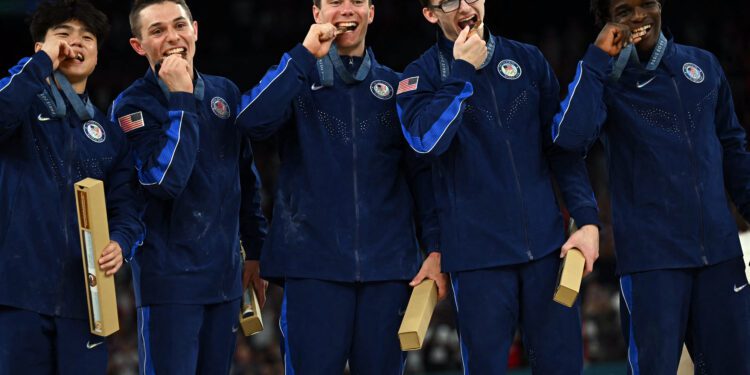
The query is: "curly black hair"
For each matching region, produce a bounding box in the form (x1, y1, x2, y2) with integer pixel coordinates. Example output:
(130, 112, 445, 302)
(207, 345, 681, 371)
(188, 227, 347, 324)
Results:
(130, 0, 193, 38)
(590, 0, 665, 27)
(29, 0, 110, 47)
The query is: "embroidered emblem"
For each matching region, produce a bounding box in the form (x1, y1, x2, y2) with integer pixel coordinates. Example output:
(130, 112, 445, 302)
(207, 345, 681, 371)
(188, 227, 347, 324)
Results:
(683, 63, 705, 84)
(370, 80, 394, 100)
(498, 59, 522, 80)
(211, 97, 231, 119)
(118, 111, 144, 133)
(83, 120, 106, 143)
(397, 76, 419, 95)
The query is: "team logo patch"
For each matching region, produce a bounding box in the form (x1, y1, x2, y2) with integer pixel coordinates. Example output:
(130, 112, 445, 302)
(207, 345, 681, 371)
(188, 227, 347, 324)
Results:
(682, 63, 705, 83)
(118, 111, 145, 133)
(83, 120, 105, 143)
(370, 80, 394, 100)
(397, 76, 419, 95)
(498, 59, 522, 80)
(211, 97, 231, 119)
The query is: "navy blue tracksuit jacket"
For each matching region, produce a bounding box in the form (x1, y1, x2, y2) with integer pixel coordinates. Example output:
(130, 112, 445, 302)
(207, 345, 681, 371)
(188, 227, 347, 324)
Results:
(397, 33, 600, 273)
(235, 44, 439, 282)
(111, 69, 266, 306)
(0, 51, 143, 319)
(552, 41, 750, 274)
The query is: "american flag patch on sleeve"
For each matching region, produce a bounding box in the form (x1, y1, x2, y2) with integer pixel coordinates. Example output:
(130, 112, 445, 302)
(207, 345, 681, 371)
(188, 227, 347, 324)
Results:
(397, 76, 419, 95)
(118, 111, 145, 133)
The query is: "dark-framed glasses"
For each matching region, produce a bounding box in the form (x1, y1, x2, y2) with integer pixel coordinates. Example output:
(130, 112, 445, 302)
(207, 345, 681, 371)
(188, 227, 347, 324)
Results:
(427, 0, 480, 13)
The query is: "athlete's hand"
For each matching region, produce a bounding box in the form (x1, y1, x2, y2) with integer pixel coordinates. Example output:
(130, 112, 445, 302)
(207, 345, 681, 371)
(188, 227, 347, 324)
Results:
(454, 26, 487, 70)
(561, 224, 600, 276)
(410, 252, 448, 300)
(303, 23, 337, 58)
(99, 240, 124, 276)
(39, 39, 75, 71)
(595, 22, 640, 57)
(158, 54, 193, 93)
(243, 260, 268, 308)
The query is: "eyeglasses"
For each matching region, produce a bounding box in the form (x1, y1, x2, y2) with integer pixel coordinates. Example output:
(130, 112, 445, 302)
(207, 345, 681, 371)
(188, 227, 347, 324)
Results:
(427, 0, 480, 13)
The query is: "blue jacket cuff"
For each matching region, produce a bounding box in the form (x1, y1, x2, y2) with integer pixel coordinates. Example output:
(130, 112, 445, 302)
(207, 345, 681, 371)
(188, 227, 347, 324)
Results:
(571, 206, 601, 228)
(168, 92, 196, 112)
(451, 59, 476, 82)
(289, 43, 319, 72)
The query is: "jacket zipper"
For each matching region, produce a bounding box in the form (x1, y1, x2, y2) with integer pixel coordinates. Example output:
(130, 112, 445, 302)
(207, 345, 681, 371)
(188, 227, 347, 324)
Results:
(671, 76, 708, 265)
(487, 75, 533, 260)
(350, 90, 361, 280)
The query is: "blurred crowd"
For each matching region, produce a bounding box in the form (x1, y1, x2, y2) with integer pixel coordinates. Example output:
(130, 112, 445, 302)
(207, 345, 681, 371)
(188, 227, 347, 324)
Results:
(1, 0, 748, 373)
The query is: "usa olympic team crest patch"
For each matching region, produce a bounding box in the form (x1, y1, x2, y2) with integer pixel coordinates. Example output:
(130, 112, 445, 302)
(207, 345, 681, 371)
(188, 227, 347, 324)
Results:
(370, 80, 394, 100)
(498, 60, 522, 80)
(211, 97, 231, 119)
(83, 120, 106, 143)
(682, 63, 705, 84)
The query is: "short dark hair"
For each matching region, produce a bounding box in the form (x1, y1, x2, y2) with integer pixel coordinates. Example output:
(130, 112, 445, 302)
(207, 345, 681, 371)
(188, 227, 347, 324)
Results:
(417, 0, 430, 7)
(312, 0, 373, 8)
(29, 0, 110, 48)
(130, 0, 193, 38)
(590, 0, 664, 27)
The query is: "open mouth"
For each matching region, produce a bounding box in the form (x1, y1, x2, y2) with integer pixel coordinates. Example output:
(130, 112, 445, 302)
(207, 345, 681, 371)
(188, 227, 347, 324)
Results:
(631, 24, 653, 39)
(65, 53, 84, 62)
(163, 47, 187, 58)
(336, 22, 358, 34)
(457, 15, 479, 30)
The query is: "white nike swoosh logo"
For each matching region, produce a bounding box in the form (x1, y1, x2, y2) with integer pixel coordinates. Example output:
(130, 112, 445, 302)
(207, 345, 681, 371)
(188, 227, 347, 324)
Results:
(311, 83, 325, 91)
(37, 114, 51, 122)
(636, 76, 656, 89)
(86, 341, 104, 349)
(232, 325, 239, 333)
(734, 284, 748, 293)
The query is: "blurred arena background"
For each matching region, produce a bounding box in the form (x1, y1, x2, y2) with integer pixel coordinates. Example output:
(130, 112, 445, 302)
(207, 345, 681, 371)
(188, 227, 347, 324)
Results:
(1, 0, 748, 374)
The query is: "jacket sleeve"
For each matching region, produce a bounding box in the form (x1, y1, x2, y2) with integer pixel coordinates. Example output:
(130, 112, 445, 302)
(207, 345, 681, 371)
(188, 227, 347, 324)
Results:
(105, 134, 146, 260)
(551, 45, 612, 153)
(403, 146, 440, 253)
(238, 138, 268, 260)
(538, 49, 600, 227)
(713, 55, 750, 221)
(111, 92, 200, 200)
(235, 44, 317, 141)
(396, 58, 475, 158)
(0, 52, 53, 142)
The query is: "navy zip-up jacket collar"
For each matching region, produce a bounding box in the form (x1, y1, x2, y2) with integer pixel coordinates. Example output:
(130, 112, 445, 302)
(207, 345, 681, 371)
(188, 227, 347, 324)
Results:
(398, 32, 600, 272)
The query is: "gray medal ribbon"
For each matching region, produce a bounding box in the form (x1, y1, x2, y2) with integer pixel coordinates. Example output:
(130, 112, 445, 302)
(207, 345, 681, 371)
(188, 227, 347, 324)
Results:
(49, 71, 95, 120)
(438, 29, 496, 82)
(317, 44, 371, 87)
(610, 32, 668, 82)
(155, 69, 205, 101)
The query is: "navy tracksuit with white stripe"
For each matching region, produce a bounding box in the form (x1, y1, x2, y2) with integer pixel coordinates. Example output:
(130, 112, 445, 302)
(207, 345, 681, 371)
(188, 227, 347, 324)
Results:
(236, 44, 439, 374)
(0, 51, 144, 373)
(111, 68, 267, 374)
(397, 32, 599, 374)
(552, 40, 750, 374)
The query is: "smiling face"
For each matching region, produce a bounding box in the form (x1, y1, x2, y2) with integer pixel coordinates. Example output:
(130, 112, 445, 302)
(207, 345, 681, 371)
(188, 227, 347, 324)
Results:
(609, 0, 662, 54)
(129, 1, 198, 73)
(422, 0, 485, 42)
(35, 19, 98, 86)
(314, 0, 374, 56)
